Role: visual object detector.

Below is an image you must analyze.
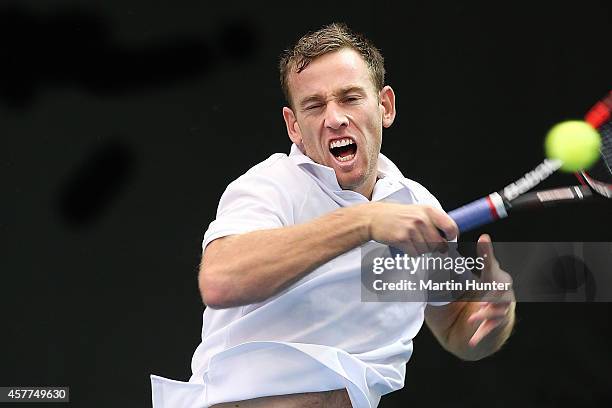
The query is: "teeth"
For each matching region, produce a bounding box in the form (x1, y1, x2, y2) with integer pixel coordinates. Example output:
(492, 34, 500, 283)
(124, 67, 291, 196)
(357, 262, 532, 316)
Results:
(337, 154, 355, 162)
(329, 138, 355, 149)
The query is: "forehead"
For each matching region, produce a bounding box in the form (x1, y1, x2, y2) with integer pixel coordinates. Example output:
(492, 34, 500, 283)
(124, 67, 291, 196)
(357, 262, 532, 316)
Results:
(288, 48, 375, 100)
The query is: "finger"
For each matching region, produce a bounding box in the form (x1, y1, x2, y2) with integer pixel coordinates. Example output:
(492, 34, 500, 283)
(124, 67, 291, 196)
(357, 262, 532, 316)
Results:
(427, 206, 459, 241)
(416, 214, 449, 254)
(477, 234, 498, 280)
(467, 303, 510, 324)
(485, 301, 512, 311)
(469, 318, 502, 347)
(468, 313, 508, 327)
(409, 227, 430, 255)
(467, 302, 489, 324)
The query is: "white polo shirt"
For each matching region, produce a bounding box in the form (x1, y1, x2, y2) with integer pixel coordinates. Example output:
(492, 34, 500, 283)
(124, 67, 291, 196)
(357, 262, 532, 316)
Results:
(151, 144, 446, 408)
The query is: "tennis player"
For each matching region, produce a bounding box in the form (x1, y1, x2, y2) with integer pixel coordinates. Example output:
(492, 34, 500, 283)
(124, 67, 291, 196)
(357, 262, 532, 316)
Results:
(151, 22, 516, 408)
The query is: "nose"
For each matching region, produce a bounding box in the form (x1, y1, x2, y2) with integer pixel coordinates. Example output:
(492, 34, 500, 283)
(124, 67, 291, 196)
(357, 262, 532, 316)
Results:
(323, 103, 349, 130)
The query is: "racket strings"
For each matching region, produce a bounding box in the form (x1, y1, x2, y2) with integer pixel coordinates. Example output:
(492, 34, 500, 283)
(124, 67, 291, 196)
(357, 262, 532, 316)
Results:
(599, 122, 612, 170)
(587, 91, 612, 173)
(597, 121, 612, 176)
(583, 92, 612, 192)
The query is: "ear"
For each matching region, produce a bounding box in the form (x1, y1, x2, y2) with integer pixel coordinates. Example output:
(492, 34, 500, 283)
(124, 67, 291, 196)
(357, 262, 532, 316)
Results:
(282, 107, 303, 146)
(379, 85, 396, 128)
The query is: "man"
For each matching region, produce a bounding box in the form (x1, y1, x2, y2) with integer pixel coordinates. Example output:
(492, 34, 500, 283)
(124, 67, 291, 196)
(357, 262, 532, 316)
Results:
(151, 23, 515, 408)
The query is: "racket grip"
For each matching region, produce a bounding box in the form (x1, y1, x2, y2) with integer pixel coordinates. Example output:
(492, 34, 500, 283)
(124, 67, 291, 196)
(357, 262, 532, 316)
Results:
(447, 193, 507, 232)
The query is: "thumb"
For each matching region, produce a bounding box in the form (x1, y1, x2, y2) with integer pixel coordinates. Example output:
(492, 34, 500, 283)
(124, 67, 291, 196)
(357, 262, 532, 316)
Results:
(477, 234, 497, 280)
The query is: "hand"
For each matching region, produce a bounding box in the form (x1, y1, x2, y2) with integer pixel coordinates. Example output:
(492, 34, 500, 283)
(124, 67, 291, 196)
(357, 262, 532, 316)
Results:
(365, 203, 458, 256)
(466, 234, 515, 347)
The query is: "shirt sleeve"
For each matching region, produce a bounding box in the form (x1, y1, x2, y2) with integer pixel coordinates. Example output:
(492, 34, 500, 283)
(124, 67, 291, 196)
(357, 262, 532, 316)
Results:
(202, 173, 296, 251)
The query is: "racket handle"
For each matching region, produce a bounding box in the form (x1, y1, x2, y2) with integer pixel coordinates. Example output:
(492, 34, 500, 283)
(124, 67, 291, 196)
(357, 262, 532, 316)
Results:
(447, 193, 508, 232)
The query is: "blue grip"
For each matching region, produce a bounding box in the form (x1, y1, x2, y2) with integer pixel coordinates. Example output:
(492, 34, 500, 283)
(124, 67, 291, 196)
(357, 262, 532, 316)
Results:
(448, 197, 496, 232)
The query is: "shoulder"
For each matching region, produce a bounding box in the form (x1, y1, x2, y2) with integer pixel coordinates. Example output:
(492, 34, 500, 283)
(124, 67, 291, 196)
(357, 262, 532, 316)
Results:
(242, 153, 289, 176)
(218, 153, 314, 216)
(231, 152, 312, 191)
(204, 154, 311, 246)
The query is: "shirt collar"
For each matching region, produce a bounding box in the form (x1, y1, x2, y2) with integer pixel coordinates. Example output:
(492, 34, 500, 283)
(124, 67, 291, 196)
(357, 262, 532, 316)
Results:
(288, 143, 413, 202)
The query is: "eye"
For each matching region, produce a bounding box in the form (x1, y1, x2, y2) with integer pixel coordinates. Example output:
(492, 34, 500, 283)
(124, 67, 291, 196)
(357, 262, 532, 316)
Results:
(305, 104, 322, 111)
(344, 95, 361, 103)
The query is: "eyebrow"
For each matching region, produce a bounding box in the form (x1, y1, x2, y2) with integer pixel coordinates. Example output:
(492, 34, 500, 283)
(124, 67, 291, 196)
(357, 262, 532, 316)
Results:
(298, 85, 368, 109)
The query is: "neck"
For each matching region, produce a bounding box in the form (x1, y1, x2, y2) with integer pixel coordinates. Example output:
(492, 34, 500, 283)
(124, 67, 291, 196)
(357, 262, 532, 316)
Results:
(345, 174, 377, 200)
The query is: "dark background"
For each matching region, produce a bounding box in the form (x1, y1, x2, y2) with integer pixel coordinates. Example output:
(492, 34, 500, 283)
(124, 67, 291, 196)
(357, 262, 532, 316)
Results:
(2, 1, 611, 406)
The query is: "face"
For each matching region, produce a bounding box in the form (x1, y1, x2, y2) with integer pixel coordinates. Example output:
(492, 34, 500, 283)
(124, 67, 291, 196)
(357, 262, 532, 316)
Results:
(282, 48, 396, 198)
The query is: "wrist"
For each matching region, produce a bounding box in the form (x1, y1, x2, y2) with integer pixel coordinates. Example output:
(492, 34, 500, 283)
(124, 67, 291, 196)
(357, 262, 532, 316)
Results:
(344, 202, 376, 244)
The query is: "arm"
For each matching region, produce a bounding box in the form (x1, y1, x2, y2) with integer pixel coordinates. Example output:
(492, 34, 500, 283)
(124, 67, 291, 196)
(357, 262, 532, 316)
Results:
(200, 202, 458, 309)
(425, 234, 516, 361)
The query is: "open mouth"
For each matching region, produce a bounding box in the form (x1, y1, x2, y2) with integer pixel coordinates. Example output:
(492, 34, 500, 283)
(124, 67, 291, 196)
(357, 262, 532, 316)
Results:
(329, 138, 357, 162)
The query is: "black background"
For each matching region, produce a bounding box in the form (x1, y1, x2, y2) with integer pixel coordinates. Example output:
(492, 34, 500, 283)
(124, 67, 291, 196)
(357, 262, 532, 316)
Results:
(2, 1, 611, 407)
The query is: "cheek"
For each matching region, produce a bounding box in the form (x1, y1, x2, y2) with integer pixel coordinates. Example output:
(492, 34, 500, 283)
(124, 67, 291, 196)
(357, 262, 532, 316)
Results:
(363, 120, 382, 146)
(301, 133, 326, 158)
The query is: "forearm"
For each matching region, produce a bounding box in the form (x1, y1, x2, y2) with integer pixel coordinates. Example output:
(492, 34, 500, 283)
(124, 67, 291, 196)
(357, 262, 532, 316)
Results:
(200, 204, 371, 308)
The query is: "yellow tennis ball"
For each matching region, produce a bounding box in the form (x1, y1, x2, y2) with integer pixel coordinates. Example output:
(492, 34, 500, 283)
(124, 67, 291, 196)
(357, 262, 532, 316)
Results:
(544, 120, 601, 172)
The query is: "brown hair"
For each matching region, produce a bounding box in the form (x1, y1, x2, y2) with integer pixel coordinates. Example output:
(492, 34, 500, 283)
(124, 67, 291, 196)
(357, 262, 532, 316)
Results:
(279, 22, 385, 108)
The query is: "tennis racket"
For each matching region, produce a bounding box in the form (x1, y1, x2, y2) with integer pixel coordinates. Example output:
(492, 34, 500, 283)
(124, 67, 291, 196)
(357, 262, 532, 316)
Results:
(448, 90, 612, 232)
